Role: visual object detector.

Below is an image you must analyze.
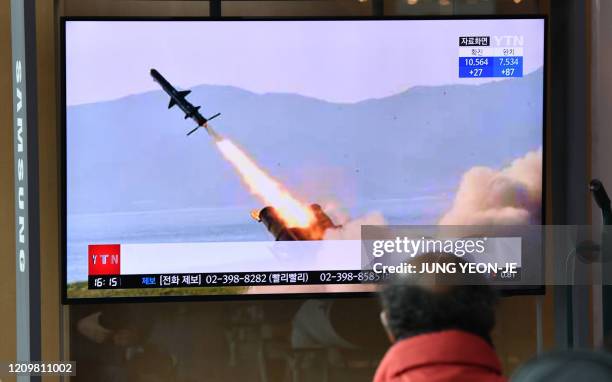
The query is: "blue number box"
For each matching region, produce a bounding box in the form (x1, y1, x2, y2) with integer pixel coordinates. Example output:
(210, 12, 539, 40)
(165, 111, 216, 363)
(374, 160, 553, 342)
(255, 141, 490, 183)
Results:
(459, 56, 523, 78)
(492, 56, 523, 77)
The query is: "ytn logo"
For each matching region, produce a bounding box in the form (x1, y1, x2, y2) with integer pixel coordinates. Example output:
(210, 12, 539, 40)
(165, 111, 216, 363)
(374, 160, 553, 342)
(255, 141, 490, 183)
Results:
(491, 35, 524, 47)
(88, 244, 121, 275)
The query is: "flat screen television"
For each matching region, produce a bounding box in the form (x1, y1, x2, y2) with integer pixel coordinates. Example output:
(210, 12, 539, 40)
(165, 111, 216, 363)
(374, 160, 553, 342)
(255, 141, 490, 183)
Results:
(62, 17, 546, 303)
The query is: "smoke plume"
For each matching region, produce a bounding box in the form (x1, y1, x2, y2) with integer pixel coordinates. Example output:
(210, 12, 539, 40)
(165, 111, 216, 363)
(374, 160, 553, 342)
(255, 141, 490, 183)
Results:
(323, 212, 386, 240)
(439, 148, 542, 225)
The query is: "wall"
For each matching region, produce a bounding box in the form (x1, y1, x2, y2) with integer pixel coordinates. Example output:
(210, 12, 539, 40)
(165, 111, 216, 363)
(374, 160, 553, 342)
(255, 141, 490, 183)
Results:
(591, 0, 612, 345)
(0, 2, 64, 380)
(0, 0, 17, 373)
(36, 0, 63, 372)
(60, 0, 210, 16)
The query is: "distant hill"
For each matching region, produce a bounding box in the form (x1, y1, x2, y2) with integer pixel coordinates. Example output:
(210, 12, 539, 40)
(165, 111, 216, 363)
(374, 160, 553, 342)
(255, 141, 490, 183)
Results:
(67, 69, 543, 214)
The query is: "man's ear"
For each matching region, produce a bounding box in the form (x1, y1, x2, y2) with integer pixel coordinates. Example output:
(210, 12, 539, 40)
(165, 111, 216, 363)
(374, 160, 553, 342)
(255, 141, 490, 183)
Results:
(380, 310, 396, 343)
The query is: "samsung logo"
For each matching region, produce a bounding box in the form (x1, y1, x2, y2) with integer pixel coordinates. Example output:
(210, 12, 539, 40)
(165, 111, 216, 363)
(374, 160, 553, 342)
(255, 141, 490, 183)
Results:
(15, 59, 26, 273)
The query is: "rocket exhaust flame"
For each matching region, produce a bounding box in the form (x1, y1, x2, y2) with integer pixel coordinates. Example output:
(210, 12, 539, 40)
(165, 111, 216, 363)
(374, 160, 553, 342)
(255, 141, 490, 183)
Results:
(206, 124, 223, 142)
(214, 136, 315, 228)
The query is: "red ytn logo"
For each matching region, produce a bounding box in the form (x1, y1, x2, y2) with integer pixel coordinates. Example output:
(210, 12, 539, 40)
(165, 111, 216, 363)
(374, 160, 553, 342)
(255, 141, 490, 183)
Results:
(88, 244, 120, 275)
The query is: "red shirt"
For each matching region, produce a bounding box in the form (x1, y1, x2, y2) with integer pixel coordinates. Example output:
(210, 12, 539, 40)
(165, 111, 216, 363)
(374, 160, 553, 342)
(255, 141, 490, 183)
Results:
(374, 330, 506, 382)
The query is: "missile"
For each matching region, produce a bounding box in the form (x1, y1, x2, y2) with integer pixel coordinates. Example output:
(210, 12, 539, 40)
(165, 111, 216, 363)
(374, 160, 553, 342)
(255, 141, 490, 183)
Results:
(150, 68, 221, 136)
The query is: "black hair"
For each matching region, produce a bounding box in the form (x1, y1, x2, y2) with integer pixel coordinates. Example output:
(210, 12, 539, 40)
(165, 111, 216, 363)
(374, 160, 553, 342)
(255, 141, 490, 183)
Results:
(379, 253, 498, 343)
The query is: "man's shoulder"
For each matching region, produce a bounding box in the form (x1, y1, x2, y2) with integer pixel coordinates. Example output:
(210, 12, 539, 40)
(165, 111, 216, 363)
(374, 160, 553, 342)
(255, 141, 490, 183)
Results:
(373, 330, 506, 382)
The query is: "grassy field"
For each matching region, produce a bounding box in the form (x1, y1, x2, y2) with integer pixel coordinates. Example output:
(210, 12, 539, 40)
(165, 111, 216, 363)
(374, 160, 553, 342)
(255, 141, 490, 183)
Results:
(67, 281, 249, 299)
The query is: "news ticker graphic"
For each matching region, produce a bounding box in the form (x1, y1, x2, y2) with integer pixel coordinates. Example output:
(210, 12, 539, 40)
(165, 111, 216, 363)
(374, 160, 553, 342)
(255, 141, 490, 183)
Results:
(86, 233, 526, 290)
(88, 268, 522, 290)
(458, 35, 524, 78)
(87, 241, 365, 277)
(82, 226, 612, 290)
(88, 237, 521, 289)
(0, 362, 76, 377)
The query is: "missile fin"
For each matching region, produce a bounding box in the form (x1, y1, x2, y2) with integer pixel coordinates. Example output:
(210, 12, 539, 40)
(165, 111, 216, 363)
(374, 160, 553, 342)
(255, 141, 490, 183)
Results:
(168, 98, 177, 109)
(207, 112, 221, 121)
(178, 90, 191, 98)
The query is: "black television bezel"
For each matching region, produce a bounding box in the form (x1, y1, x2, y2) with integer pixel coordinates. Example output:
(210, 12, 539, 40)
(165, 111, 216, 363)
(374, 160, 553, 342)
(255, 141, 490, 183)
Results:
(60, 15, 548, 305)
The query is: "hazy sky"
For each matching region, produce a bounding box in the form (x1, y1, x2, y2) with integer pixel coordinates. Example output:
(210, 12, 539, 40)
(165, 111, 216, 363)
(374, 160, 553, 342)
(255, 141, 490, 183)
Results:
(66, 19, 544, 106)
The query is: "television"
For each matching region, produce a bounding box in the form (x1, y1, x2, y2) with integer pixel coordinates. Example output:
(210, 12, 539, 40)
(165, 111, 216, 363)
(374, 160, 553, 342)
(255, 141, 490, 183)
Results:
(62, 17, 546, 303)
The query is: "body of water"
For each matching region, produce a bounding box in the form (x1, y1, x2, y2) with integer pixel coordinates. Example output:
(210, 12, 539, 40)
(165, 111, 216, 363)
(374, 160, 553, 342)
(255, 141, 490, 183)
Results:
(67, 197, 452, 282)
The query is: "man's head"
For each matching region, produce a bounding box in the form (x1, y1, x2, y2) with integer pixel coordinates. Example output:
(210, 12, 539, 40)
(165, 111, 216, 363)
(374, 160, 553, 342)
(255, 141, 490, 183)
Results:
(379, 252, 498, 343)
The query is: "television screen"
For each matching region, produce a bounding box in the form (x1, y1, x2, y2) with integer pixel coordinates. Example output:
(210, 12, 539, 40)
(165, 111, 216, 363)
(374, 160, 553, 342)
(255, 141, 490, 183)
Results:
(63, 18, 545, 302)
